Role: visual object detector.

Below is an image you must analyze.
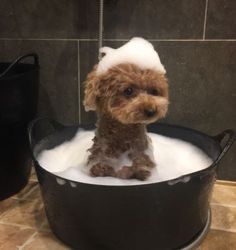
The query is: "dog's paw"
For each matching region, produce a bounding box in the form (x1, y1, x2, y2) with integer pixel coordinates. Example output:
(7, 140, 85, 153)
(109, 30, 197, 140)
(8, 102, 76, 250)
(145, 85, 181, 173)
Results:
(90, 163, 116, 177)
(116, 166, 134, 179)
(117, 166, 151, 181)
(133, 167, 151, 181)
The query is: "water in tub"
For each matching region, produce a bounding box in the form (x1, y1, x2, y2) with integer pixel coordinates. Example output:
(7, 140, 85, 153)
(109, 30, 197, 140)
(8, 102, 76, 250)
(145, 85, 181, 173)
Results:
(36, 129, 213, 186)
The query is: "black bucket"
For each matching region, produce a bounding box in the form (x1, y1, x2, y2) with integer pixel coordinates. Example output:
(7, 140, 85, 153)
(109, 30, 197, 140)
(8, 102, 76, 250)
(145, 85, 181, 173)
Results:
(0, 54, 39, 200)
(28, 118, 235, 250)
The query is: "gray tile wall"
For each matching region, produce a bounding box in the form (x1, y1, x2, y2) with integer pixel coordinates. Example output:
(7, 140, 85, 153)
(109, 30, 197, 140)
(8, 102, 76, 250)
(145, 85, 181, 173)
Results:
(0, 0, 235, 180)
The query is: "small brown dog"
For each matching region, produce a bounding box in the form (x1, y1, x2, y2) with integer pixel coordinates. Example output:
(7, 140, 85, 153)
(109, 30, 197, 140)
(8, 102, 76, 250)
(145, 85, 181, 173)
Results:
(83, 38, 169, 180)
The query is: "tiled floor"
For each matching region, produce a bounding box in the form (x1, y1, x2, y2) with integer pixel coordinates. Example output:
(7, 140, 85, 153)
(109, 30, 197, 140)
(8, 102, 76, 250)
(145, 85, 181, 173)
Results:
(0, 169, 236, 250)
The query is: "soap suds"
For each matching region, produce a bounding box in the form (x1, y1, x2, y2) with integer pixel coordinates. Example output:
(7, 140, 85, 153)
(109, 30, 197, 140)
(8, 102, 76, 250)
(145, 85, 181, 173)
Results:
(97, 37, 166, 75)
(37, 130, 213, 186)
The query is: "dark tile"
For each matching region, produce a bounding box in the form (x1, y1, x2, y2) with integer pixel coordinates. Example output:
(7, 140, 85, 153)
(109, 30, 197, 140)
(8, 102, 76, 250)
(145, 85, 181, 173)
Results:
(206, 0, 236, 39)
(149, 42, 236, 133)
(0, 40, 79, 124)
(217, 143, 236, 181)
(80, 40, 236, 180)
(152, 41, 236, 181)
(79, 41, 98, 124)
(103, 0, 206, 39)
(0, 0, 98, 39)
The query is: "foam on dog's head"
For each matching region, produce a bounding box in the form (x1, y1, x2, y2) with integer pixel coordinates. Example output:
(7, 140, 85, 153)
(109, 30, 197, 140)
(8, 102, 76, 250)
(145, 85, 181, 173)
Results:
(96, 37, 166, 75)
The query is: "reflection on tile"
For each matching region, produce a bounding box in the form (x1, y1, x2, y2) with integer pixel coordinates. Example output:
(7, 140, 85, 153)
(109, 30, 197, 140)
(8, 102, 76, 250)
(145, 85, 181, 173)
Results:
(25, 185, 41, 201)
(30, 167, 38, 182)
(0, 199, 17, 217)
(1, 199, 45, 228)
(13, 181, 38, 200)
(23, 232, 70, 250)
(103, 0, 205, 39)
(0, 0, 98, 39)
(206, 0, 236, 39)
(212, 183, 236, 207)
(0, 39, 79, 124)
(0, 224, 34, 250)
(200, 229, 236, 250)
(211, 205, 236, 232)
(40, 218, 52, 233)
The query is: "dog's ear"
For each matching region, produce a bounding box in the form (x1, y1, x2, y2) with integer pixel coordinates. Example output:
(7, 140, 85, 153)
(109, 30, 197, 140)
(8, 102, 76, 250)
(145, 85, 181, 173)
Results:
(83, 65, 100, 111)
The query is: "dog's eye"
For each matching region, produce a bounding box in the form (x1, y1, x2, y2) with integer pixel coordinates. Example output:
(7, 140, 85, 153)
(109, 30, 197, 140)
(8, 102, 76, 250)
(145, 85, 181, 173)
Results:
(148, 89, 159, 96)
(124, 87, 133, 97)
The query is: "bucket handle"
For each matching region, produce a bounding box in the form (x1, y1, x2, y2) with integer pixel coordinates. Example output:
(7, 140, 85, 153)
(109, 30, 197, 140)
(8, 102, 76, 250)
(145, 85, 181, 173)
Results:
(212, 129, 236, 165)
(0, 53, 39, 79)
(28, 118, 66, 150)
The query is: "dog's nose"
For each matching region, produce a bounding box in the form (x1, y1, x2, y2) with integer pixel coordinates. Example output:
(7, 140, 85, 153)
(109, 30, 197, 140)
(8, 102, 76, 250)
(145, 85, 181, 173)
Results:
(144, 109, 156, 117)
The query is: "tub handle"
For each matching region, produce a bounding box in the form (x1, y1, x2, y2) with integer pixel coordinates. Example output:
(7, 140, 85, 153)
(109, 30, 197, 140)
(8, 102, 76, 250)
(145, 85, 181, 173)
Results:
(213, 129, 236, 165)
(28, 117, 66, 149)
(0, 53, 39, 79)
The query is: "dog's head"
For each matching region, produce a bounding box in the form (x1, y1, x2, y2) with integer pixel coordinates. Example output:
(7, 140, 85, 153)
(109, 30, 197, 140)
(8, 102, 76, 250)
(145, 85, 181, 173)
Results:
(83, 63, 169, 124)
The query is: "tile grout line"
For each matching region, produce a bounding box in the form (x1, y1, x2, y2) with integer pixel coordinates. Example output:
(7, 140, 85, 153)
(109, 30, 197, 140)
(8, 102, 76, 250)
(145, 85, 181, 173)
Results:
(203, 0, 209, 40)
(211, 202, 236, 209)
(78, 40, 81, 124)
(15, 184, 39, 201)
(0, 200, 19, 220)
(83, 38, 236, 42)
(103, 39, 236, 42)
(87, 38, 236, 42)
(17, 231, 38, 250)
(215, 180, 236, 186)
(210, 226, 236, 234)
(29, 177, 38, 182)
(0, 219, 48, 234)
(0, 38, 98, 41)
(0, 38, 236, 42)
(0, 220, 36, 230)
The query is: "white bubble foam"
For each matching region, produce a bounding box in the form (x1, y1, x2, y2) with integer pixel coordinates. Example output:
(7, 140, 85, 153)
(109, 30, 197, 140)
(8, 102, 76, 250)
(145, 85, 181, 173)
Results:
(97, 37, 166, 75)
(37, 130, 213, 186)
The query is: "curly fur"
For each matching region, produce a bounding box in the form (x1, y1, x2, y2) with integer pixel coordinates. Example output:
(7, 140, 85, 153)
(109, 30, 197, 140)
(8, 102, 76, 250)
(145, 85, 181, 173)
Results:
(83, 63, 169, 180)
